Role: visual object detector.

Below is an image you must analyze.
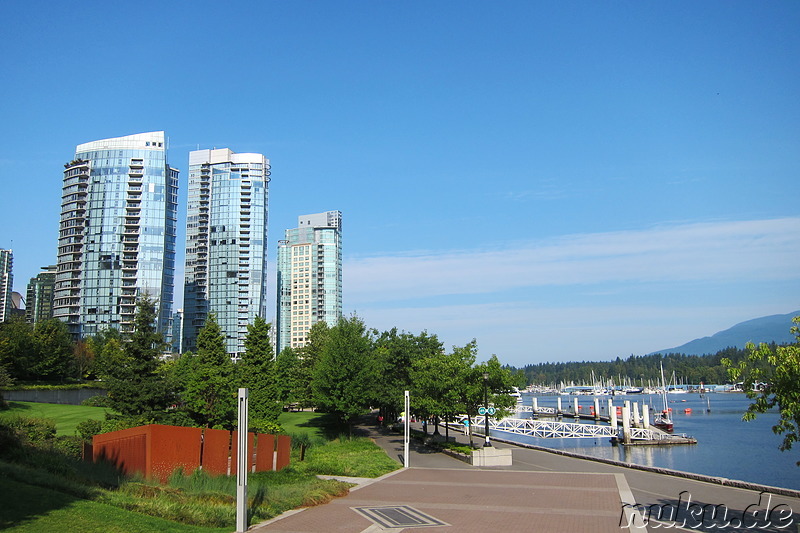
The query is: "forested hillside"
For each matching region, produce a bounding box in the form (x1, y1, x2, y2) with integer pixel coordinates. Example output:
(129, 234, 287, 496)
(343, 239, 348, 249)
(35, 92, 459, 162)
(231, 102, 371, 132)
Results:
(514, 346, 771, 387)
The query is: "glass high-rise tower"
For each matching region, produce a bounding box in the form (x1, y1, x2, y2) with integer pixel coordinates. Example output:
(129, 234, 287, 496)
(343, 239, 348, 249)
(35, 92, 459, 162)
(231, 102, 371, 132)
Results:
(0, 249, 13, 323)
(276, 211, 342, 353)
(182, 148, 270, 359)
(53, 132, 178, 338)
(26, 265, 57, 326)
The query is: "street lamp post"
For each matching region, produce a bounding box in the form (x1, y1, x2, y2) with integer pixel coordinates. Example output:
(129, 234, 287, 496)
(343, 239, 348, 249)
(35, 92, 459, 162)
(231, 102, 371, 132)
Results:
(483, 371, 491, 447)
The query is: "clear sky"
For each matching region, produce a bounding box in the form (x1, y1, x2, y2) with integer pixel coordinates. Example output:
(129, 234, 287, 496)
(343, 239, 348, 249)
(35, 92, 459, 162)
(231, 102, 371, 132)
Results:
(1, 1, 798, 367)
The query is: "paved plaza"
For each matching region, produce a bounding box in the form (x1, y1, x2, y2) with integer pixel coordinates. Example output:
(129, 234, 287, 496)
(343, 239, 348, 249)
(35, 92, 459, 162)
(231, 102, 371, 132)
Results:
(251, 422, 800, 533)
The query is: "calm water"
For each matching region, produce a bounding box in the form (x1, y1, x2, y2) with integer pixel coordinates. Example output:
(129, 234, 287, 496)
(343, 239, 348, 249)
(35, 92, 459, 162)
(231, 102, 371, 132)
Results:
(495, 393, 800, 491)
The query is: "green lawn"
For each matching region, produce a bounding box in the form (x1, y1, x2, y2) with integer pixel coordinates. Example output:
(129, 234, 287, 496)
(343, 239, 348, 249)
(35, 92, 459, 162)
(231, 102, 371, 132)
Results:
(0, 401, 109, 436)
(279, 410, 339, 440)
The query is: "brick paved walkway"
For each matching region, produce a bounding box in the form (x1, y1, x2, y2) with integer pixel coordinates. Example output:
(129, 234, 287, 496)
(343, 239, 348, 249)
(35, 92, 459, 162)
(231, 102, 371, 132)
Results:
(251, 467, 636, 532)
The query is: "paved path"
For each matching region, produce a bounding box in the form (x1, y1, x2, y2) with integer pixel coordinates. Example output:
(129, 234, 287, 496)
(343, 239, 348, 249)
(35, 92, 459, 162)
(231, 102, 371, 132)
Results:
(251, 422, 800, 532)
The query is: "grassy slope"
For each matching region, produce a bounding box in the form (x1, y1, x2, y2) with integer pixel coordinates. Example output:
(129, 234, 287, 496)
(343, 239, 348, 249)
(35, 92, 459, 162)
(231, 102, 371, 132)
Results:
(0, 401, 109, 436)
(0, 406, 398, 531)
(0, 477, 229, 533)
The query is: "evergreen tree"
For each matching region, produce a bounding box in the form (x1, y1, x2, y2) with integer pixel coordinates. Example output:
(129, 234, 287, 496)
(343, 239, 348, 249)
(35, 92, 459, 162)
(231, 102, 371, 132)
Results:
(274, 347, 302, 409)
(183, 314, 235, 428)
(240, 316, 281, 423)
(105, 297, 173, 417)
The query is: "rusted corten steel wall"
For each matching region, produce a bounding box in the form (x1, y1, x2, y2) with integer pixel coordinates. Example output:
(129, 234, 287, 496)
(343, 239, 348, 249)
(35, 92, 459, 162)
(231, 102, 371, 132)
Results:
(201, 427, 232, 476)
(93, 424, 290, 482)
(230, 431, 255, 475)
(276, 434, 291, 471)
(255, 433, 275, 472)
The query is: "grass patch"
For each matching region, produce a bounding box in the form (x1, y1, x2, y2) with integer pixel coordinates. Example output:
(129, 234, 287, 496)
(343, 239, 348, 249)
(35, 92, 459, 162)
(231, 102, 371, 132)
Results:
(0, 406, 399, 531)
(0, 476, 229, 533)
(293, 435, 401, 478)
(96, 467, 353, 527)
(0, 401, 109, 436)
(279, 410, 339, 440)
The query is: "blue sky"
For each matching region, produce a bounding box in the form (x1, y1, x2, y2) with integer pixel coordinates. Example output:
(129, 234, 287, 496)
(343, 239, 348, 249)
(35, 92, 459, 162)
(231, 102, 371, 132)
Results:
(1, 1, 798, 366)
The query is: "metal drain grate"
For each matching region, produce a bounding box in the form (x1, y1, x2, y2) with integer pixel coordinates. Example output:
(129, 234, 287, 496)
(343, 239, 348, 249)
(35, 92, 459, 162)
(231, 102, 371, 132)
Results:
(352, 505, 450, 529)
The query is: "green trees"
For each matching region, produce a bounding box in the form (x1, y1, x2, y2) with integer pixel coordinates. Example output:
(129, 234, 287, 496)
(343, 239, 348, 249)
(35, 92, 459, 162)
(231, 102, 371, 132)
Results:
(296, 321, 330, 409)
(410, 342, 462, 433)
(104, 297, 173, 418)
(31, 319, 75, 380)
(239, 316, 281, 425)
(274, 347, 303, 409)
(518, 349, 749, 389)
(724, 317, 800, 464)
(312, 316, 374, 428)
(373, 329, 443, 423)
(0, 318, 74, 381)
(0, 318, 39, 380)
(182, 314, 235, 429)
(410, 342, 519, 444)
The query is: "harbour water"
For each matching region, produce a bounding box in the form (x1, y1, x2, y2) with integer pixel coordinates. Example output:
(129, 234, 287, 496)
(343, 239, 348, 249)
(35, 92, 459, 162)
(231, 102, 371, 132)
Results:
(494, 392, 800, 491)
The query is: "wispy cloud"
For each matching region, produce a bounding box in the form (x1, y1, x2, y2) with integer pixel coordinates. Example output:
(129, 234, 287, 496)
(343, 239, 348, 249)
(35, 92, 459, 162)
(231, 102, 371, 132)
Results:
(345, 217, 800, 304)
(353, 300, 797, 364)
(501, 178, 569, 202)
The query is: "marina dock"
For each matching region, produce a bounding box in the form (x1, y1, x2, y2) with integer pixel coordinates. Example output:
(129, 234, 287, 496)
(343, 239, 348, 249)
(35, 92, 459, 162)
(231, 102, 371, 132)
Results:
(460, 396, 697, 446)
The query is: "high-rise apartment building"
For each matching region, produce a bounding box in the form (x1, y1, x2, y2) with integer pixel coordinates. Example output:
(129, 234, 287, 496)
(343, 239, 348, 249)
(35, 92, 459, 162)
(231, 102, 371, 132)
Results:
(0, 249, 13, 323)
(182, 148, 270, 358)
(276, 211, 342, 353)
(26, 265, 57, 325)
(53, 132, 178, 338)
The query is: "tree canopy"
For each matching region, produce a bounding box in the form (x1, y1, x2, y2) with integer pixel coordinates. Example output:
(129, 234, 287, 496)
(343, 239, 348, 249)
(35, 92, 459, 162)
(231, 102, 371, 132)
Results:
(104, 297, 173, 417)
(239, 316, 281, 424)
(182, 314, 235, 429)
(312, 315, 374, 428)
(724, 316, 800, 464)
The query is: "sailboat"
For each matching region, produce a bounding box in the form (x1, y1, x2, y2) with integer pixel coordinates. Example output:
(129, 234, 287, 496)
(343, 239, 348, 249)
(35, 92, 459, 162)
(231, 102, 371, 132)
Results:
(653, 362, 674, 432)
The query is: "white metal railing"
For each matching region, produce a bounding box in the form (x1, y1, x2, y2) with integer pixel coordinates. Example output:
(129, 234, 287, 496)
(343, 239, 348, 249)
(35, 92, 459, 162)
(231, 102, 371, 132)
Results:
(457, 415, 675, 441)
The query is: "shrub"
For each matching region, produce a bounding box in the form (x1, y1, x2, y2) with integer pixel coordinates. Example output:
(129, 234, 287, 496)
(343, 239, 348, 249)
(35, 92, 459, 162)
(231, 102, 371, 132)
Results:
(53, 435, 84, 459)
(0, 421, 22, 456)
(250, 418, 284, 435)
(81, 394, 111, 407)
(2, 416, 56, 445)
(76, 418, 103, 441)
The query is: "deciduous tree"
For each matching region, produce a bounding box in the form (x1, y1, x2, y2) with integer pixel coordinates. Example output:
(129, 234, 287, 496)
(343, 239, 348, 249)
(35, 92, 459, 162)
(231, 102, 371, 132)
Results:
(312, 315, 374, 430)
(374, 329, 442, 424)
(724, 316, 800, 464)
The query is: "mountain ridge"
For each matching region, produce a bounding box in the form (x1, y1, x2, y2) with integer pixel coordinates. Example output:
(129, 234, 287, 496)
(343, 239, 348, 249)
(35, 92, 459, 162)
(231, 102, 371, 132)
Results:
(650, 311, 799, 356)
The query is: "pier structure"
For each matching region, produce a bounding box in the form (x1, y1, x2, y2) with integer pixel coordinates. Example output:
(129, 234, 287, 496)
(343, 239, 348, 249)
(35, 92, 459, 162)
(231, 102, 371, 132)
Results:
(461, 414, 693, 444)
(515, 396, 656, 428)
(475, 396, 696, 445)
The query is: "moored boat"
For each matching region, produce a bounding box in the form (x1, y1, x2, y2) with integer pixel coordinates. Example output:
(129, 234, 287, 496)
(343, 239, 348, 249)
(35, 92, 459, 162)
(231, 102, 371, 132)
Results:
(653, 362, 674, 432)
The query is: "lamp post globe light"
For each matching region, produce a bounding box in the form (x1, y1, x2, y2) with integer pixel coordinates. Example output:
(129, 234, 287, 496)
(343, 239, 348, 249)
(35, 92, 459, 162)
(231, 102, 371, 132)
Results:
(483, 371, 491, 447)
